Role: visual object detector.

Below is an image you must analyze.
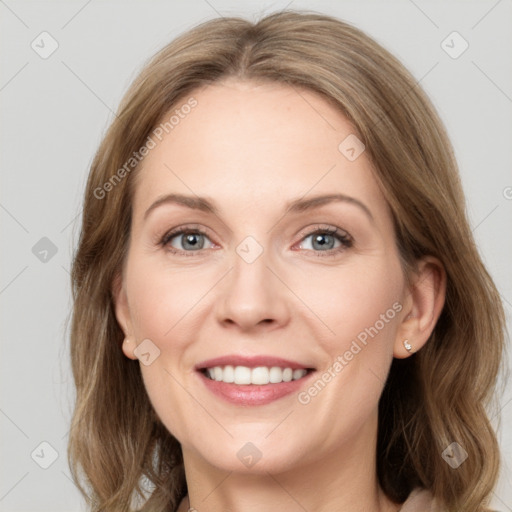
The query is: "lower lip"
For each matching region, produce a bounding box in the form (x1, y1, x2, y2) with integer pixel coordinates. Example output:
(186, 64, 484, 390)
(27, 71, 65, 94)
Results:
(197, 370, 315, 406)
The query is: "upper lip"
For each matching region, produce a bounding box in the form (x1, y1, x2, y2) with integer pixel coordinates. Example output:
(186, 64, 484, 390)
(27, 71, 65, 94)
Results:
(194, 355, 315, 371)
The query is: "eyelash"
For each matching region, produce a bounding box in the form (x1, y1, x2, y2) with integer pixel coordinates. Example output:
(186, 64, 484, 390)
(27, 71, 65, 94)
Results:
(159, 224, 353, 258)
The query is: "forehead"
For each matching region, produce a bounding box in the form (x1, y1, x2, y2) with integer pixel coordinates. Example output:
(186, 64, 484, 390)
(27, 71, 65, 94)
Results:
(132, 78, 388, 220)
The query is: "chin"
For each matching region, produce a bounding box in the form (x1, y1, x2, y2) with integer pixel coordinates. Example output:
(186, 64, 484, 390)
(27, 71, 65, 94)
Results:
(188, 436, 305, 475)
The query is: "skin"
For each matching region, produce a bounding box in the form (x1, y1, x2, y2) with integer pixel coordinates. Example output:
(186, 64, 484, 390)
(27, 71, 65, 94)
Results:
(114, 78, 446, 512)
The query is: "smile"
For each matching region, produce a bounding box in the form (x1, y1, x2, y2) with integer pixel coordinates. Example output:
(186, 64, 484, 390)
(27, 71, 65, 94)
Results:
(201, 365, 311, 385)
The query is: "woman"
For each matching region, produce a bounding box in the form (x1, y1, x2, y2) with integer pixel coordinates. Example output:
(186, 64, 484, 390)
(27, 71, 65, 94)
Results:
(68, 10, 506, 512)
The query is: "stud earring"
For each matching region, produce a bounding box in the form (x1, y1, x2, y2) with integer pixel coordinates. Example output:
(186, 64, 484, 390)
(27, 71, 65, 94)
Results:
(403, 339, 412, 352)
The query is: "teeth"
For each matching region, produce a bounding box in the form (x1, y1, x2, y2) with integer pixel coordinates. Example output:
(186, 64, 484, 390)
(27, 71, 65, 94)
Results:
(204, 365, 308, 385)
(222, 365, 235, 383)
(234, 365, 252, 384)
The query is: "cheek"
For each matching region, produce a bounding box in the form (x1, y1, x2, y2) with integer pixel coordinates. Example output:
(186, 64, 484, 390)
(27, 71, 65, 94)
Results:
(335, 274, 400, 349)
(124, 255, 208, 440)
(125, 254, 210, 343)
(298, 256, 402, 411)
(294, 255, 403, 352)
(293, 258, 402, 418)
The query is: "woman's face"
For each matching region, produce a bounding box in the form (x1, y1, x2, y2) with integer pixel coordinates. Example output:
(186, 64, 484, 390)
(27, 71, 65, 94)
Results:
(115, 78, 411, 474)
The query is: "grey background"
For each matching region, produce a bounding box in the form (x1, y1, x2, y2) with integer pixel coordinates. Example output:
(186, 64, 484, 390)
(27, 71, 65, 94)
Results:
(1, 0, 511, 510)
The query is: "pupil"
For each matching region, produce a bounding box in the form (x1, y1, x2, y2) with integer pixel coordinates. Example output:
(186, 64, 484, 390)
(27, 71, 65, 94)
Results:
(314, 234, 333, 250)
(184, 233, 203, 250)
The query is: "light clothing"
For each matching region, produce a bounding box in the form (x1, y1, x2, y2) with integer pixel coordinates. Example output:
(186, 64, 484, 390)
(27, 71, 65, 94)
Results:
(399, 488, 442, 511)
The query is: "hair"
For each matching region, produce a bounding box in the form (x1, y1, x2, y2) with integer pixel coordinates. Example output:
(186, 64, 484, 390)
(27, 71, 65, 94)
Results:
(68, 9, 507, 512)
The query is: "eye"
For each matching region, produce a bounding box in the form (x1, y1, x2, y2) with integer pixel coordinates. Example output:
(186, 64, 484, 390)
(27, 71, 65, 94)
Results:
(160, 227, 214, 255)
(297, 226, 353, 257)
(159, 224, 353, 258)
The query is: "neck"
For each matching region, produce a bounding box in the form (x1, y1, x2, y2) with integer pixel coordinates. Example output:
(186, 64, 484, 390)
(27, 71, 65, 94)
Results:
(177, 411, 401, 512)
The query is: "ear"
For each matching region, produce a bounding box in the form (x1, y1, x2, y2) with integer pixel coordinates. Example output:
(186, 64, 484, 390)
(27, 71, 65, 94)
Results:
(394, 256, 446, 358)
(112, 271, 137, 360)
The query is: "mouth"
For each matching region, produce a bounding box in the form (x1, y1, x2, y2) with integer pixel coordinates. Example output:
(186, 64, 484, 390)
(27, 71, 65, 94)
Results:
(194, 355, 317, 406)
(198, 365, 315, 385)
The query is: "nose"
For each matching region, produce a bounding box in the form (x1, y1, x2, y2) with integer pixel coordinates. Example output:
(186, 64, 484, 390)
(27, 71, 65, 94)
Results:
(214, 242, 291, 332)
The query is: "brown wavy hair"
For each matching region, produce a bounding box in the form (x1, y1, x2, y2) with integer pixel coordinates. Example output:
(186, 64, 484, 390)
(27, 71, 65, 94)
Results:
(68, 10, 507, 512)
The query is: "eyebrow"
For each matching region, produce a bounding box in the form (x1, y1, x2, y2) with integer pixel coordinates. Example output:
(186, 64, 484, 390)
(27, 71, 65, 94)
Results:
(143, 192, 374, 222)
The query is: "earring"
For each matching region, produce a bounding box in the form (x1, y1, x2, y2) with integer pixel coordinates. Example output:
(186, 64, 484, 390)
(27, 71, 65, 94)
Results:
(403, 339, 412, 352)
(123, 338, 131, 344)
